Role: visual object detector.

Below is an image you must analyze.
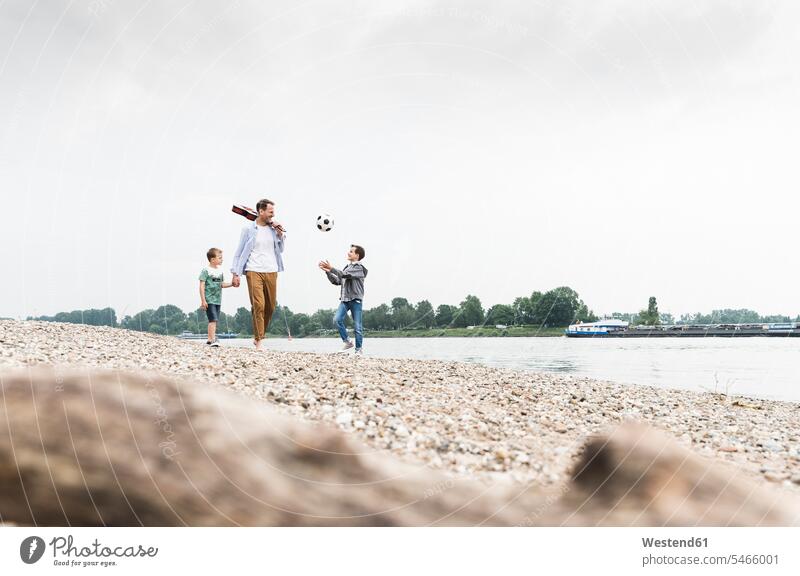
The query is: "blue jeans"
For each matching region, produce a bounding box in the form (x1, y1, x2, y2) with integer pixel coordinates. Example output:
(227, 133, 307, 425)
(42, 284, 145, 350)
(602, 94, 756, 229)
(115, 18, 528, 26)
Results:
(334, 299, 363, 349)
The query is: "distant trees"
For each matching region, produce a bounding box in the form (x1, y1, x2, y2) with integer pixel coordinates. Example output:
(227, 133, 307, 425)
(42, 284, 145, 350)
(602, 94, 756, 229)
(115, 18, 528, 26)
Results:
(677, 309, 790, 325)
(486, 304, 514, 325)
(508, 288, 596, 327)
(659, 313, 675, 325)
(614, 298, 670, 326)
(434, 304, 457, 328)
(414, 300, 435, 329)
(638, 297, 660, 325)
(122, 304, 191, 335)
(512, 296, 534, 325)
(531, 286, 596, 327)
(458, 295, 485, 327)
(28, 307, 117, 327)
(157, 304, 191, 334)
(233, 307, 253, 335)
(267, 305, 291, 336)
(609, 307, 797, 327)
(121, 308, 163, 333)
(390, 297, 416, 330)
(611, 312, 637, 323)
(309, 308, 337, 334)
(25, 284, 605, 335)
(33, 292, 798, 336)
(286, 312, 310, 337)
(363, 304, 390, 330)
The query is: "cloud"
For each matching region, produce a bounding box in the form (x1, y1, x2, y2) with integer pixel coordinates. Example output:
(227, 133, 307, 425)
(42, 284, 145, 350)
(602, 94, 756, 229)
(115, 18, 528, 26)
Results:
(1, 0, 798, 318)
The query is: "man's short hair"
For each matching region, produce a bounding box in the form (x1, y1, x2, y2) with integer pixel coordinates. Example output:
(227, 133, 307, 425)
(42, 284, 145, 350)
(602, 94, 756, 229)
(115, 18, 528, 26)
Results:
(256, 199, 274, 212)
(351, 244, 365, 260)
(207, 247, 222, 261)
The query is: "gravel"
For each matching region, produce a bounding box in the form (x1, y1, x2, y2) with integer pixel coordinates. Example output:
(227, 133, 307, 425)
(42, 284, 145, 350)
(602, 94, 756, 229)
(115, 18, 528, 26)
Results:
(2, 320, 798, 489)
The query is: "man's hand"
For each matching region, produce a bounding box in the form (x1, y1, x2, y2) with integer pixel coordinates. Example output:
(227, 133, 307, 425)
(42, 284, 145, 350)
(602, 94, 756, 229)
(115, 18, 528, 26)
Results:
(201, 301, 208, 310)
(318, 260, 332, 272)
(272, 221, 285, 238)
(232, 275, 240, 288)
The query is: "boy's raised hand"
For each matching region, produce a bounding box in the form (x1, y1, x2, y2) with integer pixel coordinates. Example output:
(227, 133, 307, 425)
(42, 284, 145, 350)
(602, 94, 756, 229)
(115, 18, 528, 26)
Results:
(319, 260, 333, 272)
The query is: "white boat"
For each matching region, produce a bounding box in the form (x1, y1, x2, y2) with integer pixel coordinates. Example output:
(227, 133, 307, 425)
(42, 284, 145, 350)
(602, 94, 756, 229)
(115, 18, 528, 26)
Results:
(565, 319, 629, 337)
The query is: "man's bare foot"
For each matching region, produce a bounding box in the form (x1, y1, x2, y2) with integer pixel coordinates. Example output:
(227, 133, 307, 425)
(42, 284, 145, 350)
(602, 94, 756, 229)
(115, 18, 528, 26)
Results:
(254, 339, 263, 350)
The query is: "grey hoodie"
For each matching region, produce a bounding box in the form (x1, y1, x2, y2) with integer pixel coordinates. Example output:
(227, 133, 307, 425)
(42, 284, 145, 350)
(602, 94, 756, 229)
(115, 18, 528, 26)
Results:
(326, 262, 368, 302)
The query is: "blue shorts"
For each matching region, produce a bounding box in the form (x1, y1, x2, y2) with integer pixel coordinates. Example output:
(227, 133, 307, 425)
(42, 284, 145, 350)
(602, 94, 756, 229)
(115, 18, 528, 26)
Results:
(206, 303, 221, 322)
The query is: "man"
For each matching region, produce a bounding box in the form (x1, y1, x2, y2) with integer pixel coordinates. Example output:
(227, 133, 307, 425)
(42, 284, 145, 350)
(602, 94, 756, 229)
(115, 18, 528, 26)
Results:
(231, 199, 286, 349)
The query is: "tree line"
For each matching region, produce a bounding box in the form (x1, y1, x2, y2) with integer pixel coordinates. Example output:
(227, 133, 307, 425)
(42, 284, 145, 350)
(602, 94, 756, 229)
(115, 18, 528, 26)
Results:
(26, 286, 598, 337)
(610, 298, 800, 326)
(27, 296, 799, 337)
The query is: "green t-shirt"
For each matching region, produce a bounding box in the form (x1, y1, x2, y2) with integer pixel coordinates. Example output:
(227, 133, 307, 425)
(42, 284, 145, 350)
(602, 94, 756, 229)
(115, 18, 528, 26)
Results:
(199, 267, 225, 305)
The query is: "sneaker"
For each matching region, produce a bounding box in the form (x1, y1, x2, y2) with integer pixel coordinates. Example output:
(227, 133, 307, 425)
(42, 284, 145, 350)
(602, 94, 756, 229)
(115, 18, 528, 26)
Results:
(206, 341, 212, 346)
(354, 348, 363, 356)
(337, 341, 354, 352)
(210, 340, 220, 347)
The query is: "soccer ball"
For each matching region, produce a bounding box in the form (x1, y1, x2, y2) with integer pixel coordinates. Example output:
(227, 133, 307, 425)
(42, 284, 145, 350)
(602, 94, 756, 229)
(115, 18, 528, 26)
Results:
(316, 214, 334, 232)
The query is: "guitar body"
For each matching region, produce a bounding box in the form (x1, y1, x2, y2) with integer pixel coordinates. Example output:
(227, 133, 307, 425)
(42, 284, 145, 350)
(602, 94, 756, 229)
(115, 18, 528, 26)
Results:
(232, 205, 257, 221)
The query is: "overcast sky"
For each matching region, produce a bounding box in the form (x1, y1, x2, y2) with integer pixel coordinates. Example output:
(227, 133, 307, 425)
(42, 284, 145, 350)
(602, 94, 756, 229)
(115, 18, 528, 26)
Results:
(1, 0, 798, 320)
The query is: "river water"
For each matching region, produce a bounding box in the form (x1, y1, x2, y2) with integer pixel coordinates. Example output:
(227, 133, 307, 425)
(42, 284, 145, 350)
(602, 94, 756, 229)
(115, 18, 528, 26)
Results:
(222, 337, 800, 402)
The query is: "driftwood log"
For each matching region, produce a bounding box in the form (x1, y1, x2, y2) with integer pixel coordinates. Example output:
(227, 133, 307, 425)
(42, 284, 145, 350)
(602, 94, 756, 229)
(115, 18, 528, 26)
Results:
(0, 368, 797, 526)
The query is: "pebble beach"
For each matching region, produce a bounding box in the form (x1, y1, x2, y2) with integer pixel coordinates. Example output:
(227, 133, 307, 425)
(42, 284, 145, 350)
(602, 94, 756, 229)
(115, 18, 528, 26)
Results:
(1, 320, 799, 490)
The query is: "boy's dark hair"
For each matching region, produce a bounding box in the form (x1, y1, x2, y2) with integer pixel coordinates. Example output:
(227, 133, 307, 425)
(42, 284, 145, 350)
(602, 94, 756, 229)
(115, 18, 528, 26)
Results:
(207, 247, 222, 261)
(256, 198, 274, 212)
(351, 244, 365, 261)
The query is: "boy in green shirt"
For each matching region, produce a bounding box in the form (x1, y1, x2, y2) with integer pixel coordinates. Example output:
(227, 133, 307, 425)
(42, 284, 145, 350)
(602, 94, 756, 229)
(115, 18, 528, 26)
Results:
(199, 248, 233, 346)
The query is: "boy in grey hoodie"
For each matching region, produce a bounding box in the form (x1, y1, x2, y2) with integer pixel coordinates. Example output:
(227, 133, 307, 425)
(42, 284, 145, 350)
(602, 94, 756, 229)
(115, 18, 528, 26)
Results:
(319, 244, 368, 354)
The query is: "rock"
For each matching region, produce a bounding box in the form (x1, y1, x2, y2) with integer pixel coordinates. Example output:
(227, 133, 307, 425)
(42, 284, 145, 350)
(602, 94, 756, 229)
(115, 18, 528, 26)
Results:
(760, 440, 783, 452)
(564, 423, 799, 526)
(764, 471, 789, 483)
(335, 412, 352, 426)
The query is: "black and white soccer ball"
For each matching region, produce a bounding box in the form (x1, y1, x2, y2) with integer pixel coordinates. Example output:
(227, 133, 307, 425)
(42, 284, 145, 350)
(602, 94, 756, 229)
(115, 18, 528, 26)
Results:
(316, 214, 334, 232)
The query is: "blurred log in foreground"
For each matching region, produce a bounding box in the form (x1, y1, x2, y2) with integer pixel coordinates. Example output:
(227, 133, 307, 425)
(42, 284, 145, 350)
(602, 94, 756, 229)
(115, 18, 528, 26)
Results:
(0, 369, 796, 526)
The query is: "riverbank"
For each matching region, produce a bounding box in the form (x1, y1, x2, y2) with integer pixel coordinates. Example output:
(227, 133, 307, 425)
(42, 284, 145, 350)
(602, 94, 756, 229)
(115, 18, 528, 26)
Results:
(1, 320, 798, 489)
(363, 325, 566, 337)
(231, 325, 566, 338)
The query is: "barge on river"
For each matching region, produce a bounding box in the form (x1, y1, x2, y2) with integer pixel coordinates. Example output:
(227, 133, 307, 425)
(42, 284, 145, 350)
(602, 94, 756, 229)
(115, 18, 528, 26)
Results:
(178, 331, 239, 340)
(565, 320, 800, 337)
